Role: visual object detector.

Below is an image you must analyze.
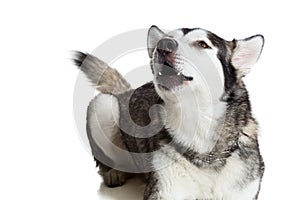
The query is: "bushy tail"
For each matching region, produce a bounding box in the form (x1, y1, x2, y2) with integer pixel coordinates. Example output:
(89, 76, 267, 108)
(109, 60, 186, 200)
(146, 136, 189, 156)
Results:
(72, 51, 131, 94)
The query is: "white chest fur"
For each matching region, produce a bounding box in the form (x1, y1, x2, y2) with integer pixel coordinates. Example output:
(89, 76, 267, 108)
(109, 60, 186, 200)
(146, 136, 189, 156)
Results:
(162, 88, 226, 154)
(153, 87, 259, 199)
(152, 146, 260, 200)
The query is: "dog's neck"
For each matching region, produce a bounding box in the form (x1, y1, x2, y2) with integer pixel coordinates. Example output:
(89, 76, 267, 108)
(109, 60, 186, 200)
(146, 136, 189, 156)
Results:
(160, 87, 226, 154)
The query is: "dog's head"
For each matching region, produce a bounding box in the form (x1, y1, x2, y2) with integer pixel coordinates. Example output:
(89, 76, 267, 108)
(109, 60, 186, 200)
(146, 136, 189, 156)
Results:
(147, 26, 264, 102)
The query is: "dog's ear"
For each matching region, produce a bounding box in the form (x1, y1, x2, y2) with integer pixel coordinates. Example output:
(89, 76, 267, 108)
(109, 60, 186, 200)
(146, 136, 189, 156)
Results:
(231, 35, 264, 79)
(147, 25, 165, 58)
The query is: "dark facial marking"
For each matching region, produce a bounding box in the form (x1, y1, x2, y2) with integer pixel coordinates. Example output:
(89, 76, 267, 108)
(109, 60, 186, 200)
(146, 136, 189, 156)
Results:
(207, 32, 237, 93)
(181, 28, 197, 35)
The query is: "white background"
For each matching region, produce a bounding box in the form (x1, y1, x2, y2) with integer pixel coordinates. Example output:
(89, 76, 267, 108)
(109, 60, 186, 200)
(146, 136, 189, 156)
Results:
(0, 0, 299, 199)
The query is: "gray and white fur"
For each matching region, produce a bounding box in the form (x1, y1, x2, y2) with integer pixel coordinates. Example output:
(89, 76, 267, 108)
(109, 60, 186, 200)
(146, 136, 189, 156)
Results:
(73, 26, 265, 199)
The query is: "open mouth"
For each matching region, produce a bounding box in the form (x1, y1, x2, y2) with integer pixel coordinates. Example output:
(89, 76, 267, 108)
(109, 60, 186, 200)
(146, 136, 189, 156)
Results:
(155, 61, 193, 90)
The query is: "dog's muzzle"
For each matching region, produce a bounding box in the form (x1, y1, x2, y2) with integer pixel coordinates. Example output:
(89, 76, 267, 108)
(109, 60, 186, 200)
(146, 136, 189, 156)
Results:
(157, 38, 178, 55)
(154, 38, 193, 90)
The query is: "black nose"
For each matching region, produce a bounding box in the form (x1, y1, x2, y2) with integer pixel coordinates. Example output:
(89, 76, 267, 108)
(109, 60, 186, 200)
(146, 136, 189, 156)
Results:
(157, 38, 178, 55)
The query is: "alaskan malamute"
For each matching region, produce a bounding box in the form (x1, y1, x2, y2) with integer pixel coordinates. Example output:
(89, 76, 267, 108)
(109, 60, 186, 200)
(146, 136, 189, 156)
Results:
(73, 26, 264, 200)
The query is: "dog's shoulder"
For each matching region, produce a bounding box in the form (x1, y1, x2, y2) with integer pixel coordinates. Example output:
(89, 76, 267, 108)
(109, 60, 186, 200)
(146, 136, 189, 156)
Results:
(116, 82, 166, 154)
(117, 81, 163, 126)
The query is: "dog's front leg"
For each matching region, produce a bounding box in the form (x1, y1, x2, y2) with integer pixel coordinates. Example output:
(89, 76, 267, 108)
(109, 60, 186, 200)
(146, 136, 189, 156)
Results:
(144, 172, 163, 200)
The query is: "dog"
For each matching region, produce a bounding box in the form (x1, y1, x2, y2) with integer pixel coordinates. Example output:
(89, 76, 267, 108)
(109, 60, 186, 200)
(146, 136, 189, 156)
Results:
(73, 25, 265, 200)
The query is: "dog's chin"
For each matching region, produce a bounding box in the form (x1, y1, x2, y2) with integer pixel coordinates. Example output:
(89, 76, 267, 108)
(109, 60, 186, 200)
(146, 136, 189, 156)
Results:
(155, 73, 193, 91)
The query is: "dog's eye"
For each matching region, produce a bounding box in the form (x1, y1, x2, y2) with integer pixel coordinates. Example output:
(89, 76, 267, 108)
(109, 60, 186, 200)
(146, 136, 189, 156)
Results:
(197, 41, 210, 49)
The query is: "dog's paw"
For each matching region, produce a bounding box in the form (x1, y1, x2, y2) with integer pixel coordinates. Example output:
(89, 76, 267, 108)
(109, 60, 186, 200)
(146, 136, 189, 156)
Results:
(103, 169, 128, 187)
